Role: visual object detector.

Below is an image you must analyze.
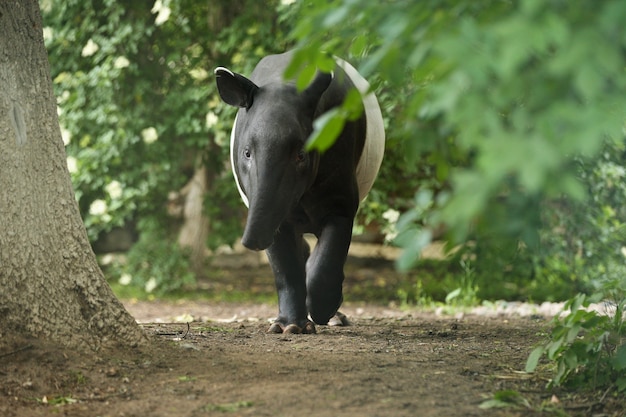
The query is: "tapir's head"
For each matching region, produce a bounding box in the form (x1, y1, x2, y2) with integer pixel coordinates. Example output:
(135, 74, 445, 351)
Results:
(214, 66, 332, 250)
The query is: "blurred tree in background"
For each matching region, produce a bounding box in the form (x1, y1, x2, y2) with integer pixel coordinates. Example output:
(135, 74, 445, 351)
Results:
(43, 0, 298, 292)
(43, 0, 626, 303)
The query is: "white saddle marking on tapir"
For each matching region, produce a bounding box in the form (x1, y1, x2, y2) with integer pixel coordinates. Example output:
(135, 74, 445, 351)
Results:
(230, 114, 248, 207)
(230, 58, 385, 207)
(335, 58, 385, 202)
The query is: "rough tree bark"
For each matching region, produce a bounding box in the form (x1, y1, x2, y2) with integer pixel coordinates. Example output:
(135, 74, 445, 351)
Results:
(177, 166, 210, 273)
(0, 1, 145, 350)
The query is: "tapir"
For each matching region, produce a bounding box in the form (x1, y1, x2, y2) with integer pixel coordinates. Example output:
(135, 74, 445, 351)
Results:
(214, 50, 384, 334)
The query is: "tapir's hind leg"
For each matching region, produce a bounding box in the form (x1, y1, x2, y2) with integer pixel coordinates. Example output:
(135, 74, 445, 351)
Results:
(306, 216, 353, 325)
(265, 222, 315, 334)
(328, 311, 350, 326)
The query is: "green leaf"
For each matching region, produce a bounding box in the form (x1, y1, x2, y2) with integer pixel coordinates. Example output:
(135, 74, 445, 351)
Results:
(284, 49, 307, 81)
(612, 343, 626, 371)
(565, 324, 582, 344)
(570, 293, 587, 312)
(395, 228, 432, 271)
(296, 63, 318, 91)
(525, 346, 545, 372)
(349, 34, 368, 57)
(315, 53, 336, 73)
(342, 88, 365, 120)
(306, 109, 345, 152)
(322, 6, 349, 27)
(479, 390, 531, 409)
(547, 339, 564, 359)
(445, 288, 461, 304)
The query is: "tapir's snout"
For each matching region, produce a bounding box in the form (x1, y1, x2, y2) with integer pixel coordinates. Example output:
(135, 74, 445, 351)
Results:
(240, 194, 284, 251)
(239, 162, 299, 252)
(241, 229, 274, 251)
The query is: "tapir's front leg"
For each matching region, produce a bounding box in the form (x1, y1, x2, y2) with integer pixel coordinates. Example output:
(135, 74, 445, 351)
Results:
(306, 216, 353, 325)
(265, 222, 315, 334)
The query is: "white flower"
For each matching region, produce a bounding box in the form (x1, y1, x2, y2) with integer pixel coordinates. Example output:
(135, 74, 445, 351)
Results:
(205, 111, 218, 128)
(114, 56, 130, 69)
(141, 127, 158, 144)
(281, 0, 296, 5)
(42, 27, 53, 42)
(119, 273, 132, 286)
(151, 0, 171, 26)
(382, 209, 400, 243)
(145, 277, 158, 293)
(89, 199, 107, 216)
(621, 247, 626, 258)
(60, 127, 71, 146)
(66, 156, 78, 174)
(81, 39, 99, 57)
(57, 90, 70, 104)
(189, 68, 208, 81)
(105, 180, 123, 199)
(382, 208, 400, 224)
(100, 254, 114, 265)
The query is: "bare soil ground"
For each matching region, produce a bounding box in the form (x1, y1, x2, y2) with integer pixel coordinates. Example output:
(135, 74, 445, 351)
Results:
(1, 303, 624, 417)
(1, 247, 624, 417)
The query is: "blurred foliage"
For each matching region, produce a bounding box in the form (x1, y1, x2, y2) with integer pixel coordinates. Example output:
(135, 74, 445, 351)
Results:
(116, 218, 196, 295)
(288, 0, 626, 301)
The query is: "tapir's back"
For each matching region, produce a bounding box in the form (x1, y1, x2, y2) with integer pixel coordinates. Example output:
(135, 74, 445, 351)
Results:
(249, 51, 295, 86)
(248, 51, 384, 202)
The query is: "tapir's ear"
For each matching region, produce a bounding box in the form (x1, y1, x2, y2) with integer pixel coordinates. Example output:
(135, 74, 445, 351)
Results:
(214, 67, 259, 109)
(302, 70, 333, 109)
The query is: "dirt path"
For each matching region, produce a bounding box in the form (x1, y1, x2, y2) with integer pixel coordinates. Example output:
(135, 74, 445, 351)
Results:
(2, 300, 623, 417)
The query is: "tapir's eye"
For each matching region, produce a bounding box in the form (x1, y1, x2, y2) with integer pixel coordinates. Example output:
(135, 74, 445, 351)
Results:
(296, 150, 306, 163)
(243, 147, 251, 159)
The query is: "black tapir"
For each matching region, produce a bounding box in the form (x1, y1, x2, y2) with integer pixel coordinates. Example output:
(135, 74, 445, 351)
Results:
(214, 50, 384, 334)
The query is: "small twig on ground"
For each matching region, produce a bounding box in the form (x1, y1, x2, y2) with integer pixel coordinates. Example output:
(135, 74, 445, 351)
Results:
(599, 385, 613, 404)
(141, 323, 191, 338)
(0, 344, 34, 359)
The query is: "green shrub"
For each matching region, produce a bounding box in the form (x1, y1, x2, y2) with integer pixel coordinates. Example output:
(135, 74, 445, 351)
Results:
(526, 289, 626, 392)
(112, 219, 196, 295)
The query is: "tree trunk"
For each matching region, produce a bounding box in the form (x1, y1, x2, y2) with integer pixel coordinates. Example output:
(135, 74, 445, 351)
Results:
(0, 1, 145, 350)
(177, 166, 210, 275)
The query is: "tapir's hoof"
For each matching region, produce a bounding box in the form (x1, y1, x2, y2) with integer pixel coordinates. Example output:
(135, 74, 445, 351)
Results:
(328, 311, 350, 327)
(267, 321, 316, 334)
